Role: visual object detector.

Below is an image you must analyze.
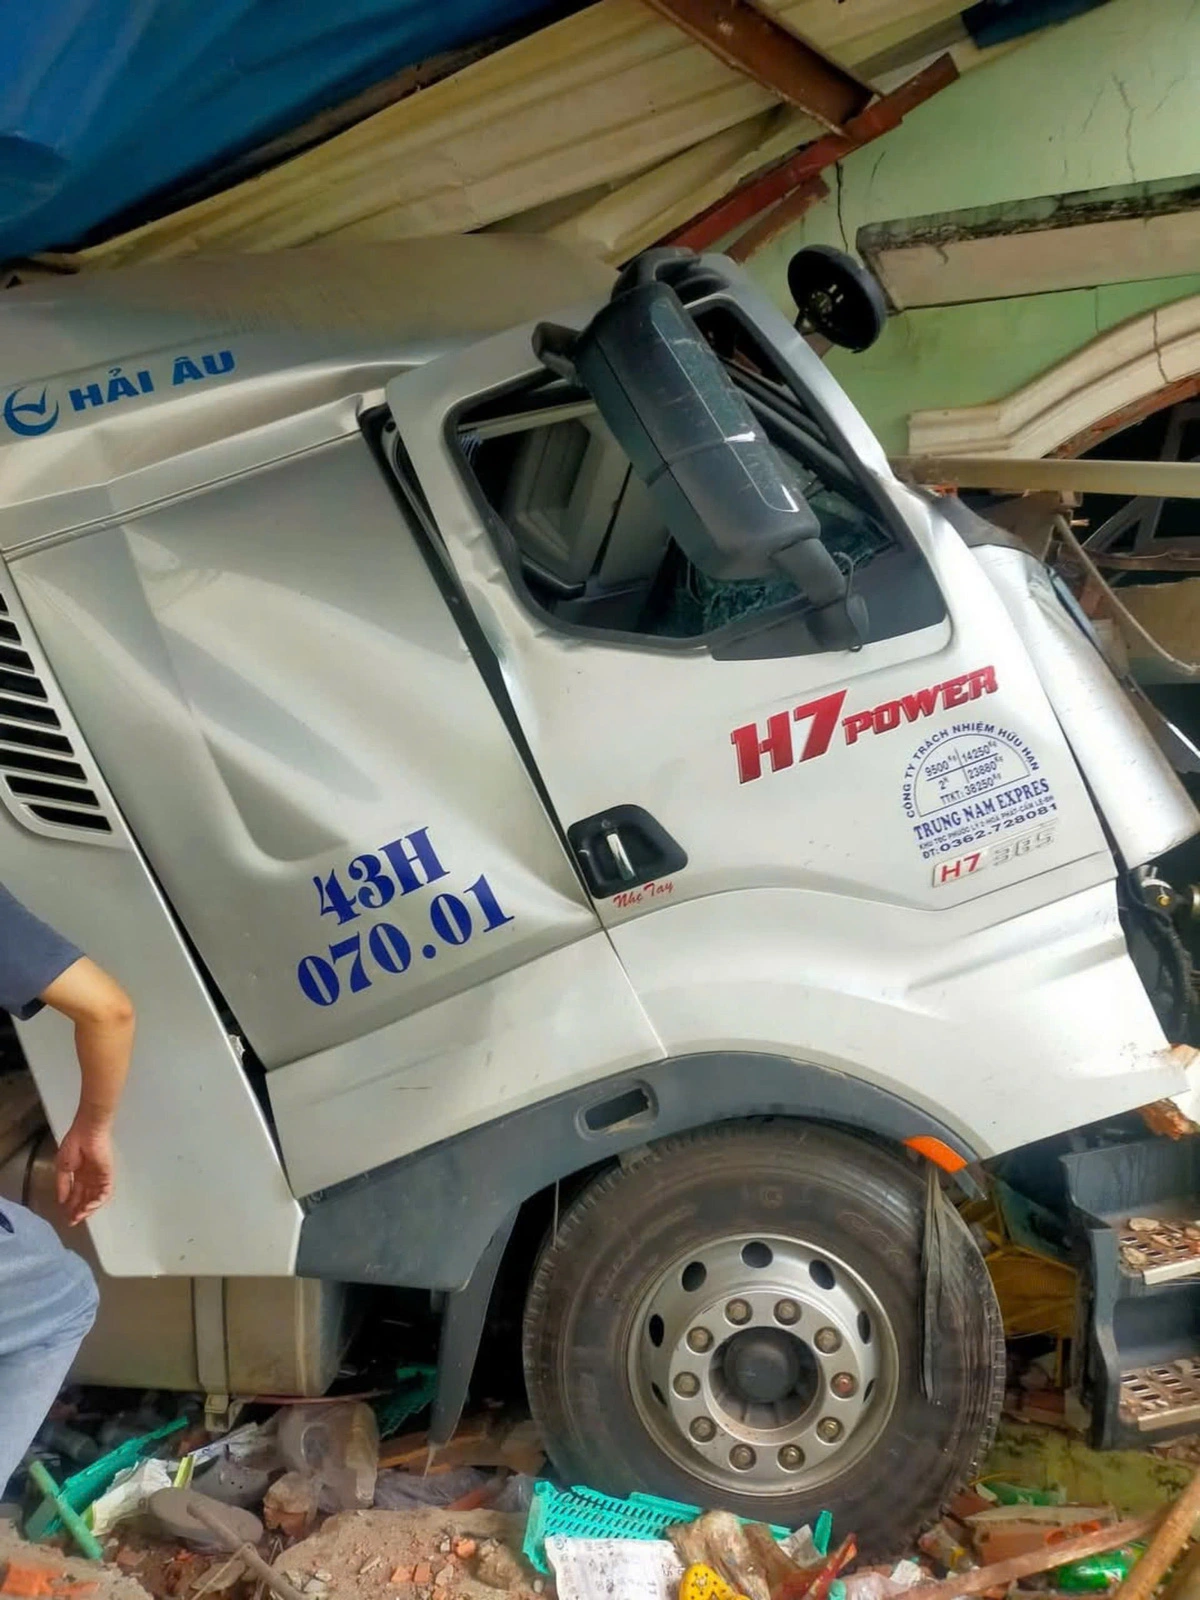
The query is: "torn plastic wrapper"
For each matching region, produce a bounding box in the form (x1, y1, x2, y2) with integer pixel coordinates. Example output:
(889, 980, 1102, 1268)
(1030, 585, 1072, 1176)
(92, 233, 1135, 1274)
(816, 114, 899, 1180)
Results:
(88, 1459, 174, 1537)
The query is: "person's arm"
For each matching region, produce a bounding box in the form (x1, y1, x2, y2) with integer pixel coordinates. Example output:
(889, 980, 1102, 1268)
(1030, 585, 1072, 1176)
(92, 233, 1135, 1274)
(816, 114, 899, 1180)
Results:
(39, 958, 135, 1225)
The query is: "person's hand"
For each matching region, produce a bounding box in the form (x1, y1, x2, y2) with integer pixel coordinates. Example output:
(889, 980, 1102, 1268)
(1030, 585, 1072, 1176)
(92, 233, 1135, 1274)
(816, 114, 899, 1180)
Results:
(55, 1118, 114, 1225)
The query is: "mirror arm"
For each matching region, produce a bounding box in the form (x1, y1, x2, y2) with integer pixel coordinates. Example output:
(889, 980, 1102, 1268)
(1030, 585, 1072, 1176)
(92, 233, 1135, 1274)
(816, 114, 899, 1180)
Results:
(531, 321, 579, 381)
(770, 539, 865, 651)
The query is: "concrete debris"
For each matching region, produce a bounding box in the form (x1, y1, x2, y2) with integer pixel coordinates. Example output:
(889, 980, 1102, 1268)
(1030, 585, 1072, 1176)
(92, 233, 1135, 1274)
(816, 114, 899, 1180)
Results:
(277, 1510, 539, 1600)
(279, 1406, 379, 1515)
(0, 1531, 143, 1600)
(472, 1542, 527, 1594)
(264, 1476, 321, 1542)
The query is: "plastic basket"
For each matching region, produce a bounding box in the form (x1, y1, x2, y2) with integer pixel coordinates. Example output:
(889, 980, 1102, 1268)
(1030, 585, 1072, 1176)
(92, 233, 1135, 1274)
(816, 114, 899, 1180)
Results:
(523, 1480, 829, 1573)
(28, 1416, 188, 1541)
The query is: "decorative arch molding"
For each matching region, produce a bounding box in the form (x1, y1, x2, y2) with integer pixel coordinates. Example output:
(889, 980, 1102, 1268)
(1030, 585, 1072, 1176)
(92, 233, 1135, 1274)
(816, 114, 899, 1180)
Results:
(907, 295, 1200, 460)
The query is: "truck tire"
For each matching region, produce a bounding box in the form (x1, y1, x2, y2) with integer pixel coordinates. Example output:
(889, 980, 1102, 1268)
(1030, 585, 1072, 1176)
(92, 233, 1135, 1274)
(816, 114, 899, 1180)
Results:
(523, 1121, 1003, 1556)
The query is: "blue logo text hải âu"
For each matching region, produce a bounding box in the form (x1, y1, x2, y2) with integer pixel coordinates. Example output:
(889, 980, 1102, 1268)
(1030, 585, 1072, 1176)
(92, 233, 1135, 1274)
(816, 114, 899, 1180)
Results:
(1, 349, 237, 440)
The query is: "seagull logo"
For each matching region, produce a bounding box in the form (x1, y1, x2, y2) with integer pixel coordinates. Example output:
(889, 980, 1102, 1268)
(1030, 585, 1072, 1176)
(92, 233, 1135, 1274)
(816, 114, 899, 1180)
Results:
(3, 386, 60, 437)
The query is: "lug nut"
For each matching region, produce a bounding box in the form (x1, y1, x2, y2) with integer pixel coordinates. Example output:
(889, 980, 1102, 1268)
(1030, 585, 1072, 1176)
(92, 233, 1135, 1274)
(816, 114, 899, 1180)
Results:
(726, 1299, 752, 1326)
(831, 1371, 858, 1398)
(817, 1417, 844, 1443)
(729, 1445, 756, 1471)
(778, 1444, 805, 1471)
(687, 1327, 714, 1353)
(814, 1326, 842, 1354)
(774, 1299, 801, 1326)
(674, 1372, 700, 1398)
(690, 1417, 716, 1443)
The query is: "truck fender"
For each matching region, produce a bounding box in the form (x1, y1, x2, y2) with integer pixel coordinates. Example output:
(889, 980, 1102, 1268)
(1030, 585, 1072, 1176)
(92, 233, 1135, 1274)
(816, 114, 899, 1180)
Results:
(295, 1051, 975, 1291)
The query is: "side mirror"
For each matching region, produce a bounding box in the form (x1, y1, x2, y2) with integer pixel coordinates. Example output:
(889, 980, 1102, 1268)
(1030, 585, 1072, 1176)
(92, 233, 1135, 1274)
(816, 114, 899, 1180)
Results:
(787, 245, 887, 353)
(534, 268, 863, 649)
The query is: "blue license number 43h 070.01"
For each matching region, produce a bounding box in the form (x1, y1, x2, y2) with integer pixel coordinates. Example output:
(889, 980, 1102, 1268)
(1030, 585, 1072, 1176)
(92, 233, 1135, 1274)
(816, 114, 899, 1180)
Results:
(297, 827, 513, 1007)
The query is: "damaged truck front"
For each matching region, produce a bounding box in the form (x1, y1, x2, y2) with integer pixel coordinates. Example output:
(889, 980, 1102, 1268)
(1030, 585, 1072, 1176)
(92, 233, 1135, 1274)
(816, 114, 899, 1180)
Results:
(1, 237, 1199, 1553)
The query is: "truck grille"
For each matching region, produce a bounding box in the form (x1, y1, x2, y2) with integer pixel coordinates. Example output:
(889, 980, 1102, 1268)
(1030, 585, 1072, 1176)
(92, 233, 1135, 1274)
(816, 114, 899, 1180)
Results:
(0, 597, 112, 837)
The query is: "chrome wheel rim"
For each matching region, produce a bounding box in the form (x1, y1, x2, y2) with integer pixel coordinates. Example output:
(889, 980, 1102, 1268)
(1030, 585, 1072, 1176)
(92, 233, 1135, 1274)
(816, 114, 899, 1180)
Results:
(627, 1232, 899, 1498)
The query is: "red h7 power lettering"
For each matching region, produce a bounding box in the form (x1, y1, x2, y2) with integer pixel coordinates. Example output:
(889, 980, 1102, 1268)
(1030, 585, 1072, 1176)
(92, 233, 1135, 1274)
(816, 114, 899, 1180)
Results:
(730, 666, 998, 785)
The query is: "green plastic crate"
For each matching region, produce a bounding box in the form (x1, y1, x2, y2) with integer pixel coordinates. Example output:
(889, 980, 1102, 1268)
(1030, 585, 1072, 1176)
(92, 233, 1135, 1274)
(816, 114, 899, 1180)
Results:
(374, 1364, 438, 1439)
(28, 1416, 188, 1541)
(523, 1480, 830, 1574)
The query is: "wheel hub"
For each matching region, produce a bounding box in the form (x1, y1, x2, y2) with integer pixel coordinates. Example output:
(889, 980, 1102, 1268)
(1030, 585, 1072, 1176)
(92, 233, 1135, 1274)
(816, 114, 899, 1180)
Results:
(629, 1234, 897, 1498)
(722, 1328, 807, 1405)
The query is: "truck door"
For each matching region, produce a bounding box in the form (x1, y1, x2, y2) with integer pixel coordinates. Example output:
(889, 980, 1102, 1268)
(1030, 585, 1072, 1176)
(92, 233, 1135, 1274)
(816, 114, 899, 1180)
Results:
(387, 267, 1109, 890)
(15, 429, 662, 1200)
(382, 258, 1139, 1148)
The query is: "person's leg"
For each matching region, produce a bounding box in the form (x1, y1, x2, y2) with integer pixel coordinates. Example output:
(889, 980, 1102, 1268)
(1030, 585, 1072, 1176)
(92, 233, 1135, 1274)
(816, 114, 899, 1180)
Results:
(0, 1201, 98, 1492)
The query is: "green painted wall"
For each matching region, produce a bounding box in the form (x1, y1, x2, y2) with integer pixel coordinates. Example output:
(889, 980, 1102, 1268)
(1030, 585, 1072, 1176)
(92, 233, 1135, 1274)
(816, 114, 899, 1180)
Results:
(745, 0, 1200, 453)
(822, 272, 1200, 456)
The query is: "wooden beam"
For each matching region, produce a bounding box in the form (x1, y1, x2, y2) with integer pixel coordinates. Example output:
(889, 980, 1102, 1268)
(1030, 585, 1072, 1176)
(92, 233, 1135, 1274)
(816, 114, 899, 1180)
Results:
(669, 54, 958, 254)
(893, 455, 1200, 500)
(640, 0, 871, 130)
(726, 173, 826, 260)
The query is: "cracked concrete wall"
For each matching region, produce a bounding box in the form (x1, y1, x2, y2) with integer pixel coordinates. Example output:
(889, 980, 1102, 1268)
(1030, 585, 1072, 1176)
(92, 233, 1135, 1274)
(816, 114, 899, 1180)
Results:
(745, 0, 1200, 454)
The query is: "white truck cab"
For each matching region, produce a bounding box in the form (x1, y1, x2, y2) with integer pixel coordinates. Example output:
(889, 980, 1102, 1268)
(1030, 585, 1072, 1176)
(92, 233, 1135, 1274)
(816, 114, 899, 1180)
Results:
(1, 236, 1198, 1552)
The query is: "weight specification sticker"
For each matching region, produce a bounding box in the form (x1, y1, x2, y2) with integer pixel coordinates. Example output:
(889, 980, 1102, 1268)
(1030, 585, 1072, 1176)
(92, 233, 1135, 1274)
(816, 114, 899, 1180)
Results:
(901, 720, 1057, 862)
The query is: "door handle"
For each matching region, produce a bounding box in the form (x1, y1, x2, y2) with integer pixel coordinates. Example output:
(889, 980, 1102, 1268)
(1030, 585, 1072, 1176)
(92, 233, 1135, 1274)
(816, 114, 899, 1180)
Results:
(567, 804, 688, 900)
(604, 829, 637, 882)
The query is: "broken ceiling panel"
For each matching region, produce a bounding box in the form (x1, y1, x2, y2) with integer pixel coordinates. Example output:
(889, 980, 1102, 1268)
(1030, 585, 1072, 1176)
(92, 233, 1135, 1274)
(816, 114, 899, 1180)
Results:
(490, 106, 820, 262)
(60, 1, 977, 271)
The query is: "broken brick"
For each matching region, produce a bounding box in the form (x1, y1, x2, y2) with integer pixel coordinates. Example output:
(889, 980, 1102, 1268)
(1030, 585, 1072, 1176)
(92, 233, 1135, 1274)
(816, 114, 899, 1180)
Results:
(452, 1541, 477, 1562)
(413, 1566, 433, 1587)
(0, 1565, 60, 1599)
(949, 1489, 994, 1521)
(263, 1472, 320, 1541)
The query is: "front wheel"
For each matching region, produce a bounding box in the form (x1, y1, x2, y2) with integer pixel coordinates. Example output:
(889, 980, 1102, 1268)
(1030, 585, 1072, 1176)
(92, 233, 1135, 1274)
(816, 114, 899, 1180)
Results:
(523, 1122, 1003, 1556)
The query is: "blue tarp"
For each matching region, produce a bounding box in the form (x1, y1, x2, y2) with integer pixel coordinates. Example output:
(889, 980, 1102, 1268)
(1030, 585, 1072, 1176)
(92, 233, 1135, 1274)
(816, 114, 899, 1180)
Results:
(0, 1, 552, 261)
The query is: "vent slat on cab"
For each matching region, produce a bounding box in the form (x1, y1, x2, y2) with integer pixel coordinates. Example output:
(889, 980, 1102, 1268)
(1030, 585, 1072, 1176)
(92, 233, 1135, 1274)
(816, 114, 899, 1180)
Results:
(0, 599, 111, 838)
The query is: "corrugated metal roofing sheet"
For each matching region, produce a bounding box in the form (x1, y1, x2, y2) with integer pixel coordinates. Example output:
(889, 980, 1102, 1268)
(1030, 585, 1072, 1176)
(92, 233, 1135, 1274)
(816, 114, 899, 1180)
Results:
(65, 0, 989, 271)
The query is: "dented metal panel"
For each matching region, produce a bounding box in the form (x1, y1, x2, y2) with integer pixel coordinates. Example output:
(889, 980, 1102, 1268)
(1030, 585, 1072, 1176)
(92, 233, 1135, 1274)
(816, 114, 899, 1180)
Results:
(0, 238, 612, 545)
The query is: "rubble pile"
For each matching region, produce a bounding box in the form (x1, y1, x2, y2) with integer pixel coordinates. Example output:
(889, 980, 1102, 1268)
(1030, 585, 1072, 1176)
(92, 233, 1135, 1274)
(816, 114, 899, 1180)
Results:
(3, 1390, 546, 1600)
(8, 1384, 1200, 1600)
